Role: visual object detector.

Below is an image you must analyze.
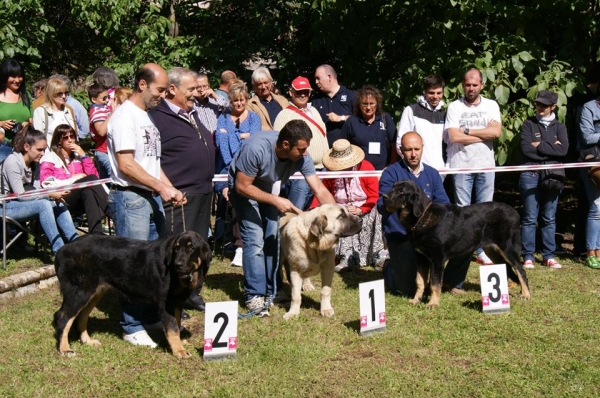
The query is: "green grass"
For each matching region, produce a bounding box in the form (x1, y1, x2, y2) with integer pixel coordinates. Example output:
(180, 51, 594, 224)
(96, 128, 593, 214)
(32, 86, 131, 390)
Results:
(1, 254, 600, 397)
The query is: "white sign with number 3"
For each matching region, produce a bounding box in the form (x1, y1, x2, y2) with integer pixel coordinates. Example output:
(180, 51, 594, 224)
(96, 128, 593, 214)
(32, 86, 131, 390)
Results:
(479, 264, 510, 314)
(203, 301, 238, 360)
(359, 279, 387, 335)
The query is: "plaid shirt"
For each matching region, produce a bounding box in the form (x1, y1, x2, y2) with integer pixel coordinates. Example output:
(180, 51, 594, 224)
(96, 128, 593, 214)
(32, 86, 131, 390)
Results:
(193, 96, 229, 134)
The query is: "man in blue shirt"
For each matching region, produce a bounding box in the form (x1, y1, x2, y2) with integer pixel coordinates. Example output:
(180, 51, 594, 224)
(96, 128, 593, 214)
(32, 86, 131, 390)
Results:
(378, 132, 470, 296)
(312, 64, 356, 147)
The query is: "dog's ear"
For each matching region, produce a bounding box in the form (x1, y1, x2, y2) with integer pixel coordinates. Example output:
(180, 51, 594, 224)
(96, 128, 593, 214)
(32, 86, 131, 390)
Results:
(199, 240, 212, 273)
(411, 193, 423, 218)
(163, 235, 177, 275)
(309, 214, 328, 238)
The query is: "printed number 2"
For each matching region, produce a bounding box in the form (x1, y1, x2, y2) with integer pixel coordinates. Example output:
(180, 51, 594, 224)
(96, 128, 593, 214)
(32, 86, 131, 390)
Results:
(213, 312, 229, 348)
(368, 289, 375, 322)
(487, 273, 501, 303)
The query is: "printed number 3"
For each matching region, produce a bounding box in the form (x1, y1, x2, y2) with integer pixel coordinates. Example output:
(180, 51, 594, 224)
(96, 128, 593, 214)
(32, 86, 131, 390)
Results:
(487, 273, 501, 303)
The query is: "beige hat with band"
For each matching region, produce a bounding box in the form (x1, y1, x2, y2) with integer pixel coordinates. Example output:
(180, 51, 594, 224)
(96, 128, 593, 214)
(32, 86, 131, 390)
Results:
(322, 139, 365, 171)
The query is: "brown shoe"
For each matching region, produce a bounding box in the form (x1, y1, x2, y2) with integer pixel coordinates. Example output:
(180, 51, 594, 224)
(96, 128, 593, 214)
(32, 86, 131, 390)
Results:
(449, 287, 467, 295)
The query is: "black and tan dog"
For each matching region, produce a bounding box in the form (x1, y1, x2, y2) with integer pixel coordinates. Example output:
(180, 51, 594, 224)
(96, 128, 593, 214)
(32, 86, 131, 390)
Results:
(53, 231, 211, 358)
(383, 180, 530, 308)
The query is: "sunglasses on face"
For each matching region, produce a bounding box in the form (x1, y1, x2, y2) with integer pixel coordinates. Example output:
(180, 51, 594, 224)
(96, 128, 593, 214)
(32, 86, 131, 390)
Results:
(61, 134, 75, 141)
(102, 95, 109, 102)
(55, 91, 69, 98)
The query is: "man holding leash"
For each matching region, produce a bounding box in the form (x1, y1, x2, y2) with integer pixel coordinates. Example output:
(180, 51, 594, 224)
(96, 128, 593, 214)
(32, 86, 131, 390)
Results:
(108, 63, 186, 348)
(378, 132, 470, 297)
(228, 119, 335, 316)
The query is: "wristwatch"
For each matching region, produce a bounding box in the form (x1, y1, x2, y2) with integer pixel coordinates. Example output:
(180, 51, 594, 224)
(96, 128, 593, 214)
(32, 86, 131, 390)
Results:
(464, 128, 470, 135)
(340, 115, 347, 121)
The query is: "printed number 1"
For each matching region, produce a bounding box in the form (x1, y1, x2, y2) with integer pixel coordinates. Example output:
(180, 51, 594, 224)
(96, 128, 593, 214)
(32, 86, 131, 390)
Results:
(487, 273, 501, 303)
(213, 312, 229, 348)
(368, 289, 375, 322)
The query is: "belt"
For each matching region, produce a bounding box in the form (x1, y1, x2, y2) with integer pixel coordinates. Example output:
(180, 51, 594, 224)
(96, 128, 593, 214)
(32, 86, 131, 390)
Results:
(112, 185, 157, 196)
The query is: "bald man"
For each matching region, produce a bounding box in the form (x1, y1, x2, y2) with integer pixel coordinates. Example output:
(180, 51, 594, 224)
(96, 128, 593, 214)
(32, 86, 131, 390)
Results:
(377, 132, 470, 297)
(107, 63, 186, 348)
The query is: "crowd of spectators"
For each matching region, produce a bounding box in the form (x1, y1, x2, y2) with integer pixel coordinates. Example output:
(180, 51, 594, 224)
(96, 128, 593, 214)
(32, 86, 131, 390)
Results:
(2, 57, 600, 342)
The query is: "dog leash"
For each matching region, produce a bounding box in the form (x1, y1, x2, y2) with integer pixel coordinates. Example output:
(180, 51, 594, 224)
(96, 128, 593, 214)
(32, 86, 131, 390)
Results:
(170, 193, 187, 234)
(411, 201, 433, 232)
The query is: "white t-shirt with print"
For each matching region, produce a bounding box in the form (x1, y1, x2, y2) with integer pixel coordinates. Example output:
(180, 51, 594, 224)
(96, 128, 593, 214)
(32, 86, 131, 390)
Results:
(107, 100, 162, 188)
(444, 96, 501, 168)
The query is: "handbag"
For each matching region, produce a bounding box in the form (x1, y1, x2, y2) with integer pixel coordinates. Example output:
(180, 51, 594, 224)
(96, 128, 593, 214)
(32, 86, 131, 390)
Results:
(538, 163, 565, 190)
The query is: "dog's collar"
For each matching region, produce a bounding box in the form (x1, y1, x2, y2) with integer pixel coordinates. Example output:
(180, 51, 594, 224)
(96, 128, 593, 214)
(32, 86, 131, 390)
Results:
(411, 202, 433, 232)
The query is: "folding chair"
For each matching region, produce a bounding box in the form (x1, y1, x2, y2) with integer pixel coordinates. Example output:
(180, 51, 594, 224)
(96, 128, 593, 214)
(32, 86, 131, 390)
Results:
(1, 213, 42, 269)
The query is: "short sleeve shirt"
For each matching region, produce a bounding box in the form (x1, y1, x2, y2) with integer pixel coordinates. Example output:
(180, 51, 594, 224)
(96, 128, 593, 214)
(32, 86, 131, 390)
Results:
(107, 100, 162, 188)
(228, 131, 316, 193)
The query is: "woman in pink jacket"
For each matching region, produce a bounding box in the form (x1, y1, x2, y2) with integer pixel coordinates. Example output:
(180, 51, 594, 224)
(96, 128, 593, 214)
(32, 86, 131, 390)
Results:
(40, 124, 108, 234)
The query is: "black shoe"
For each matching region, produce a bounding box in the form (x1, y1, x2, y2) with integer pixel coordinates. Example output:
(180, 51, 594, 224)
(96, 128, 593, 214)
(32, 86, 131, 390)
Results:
(181, 310, 191, 320)
(184, 294, 206, 312)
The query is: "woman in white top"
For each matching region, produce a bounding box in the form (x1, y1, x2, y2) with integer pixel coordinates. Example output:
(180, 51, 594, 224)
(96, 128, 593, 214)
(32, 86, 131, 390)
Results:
(33, 77, 77, 141)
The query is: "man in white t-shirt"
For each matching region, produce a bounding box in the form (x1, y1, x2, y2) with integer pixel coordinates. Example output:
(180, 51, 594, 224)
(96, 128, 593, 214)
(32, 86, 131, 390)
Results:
(444, 68, 501, 266)
(107, 63, 186, 348)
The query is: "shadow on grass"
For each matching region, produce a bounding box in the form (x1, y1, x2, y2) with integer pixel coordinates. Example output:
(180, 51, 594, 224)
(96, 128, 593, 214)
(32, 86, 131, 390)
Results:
(343, 319, 362, 333)
(337, 267, 386, 289)
(205, 271, 245, 301)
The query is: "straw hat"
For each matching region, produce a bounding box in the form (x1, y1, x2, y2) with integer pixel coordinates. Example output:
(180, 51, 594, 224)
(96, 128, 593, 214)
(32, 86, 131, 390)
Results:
(322, 139, 365, 171)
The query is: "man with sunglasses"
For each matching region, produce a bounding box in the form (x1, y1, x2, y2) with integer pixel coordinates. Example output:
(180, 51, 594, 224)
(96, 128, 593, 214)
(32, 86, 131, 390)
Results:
(273, 76, 328, 210)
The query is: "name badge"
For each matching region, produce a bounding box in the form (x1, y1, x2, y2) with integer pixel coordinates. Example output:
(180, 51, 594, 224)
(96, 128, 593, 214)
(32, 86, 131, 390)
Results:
(368, 142, 381, 155)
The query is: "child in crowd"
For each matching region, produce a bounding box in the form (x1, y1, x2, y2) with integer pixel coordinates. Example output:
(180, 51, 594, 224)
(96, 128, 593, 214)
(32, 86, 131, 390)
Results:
(87, 83, 111, 179)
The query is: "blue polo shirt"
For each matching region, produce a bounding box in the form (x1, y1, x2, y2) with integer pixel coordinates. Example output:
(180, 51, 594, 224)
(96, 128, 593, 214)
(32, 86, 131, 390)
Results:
(312, 85, 356, 147)
(259, 97, 283, 126)
(340, 112, 397, 170)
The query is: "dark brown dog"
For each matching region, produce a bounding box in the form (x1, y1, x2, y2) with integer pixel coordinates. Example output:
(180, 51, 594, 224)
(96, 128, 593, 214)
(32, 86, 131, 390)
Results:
(383, 180, 530, 308)
(53, 231, 211, 358)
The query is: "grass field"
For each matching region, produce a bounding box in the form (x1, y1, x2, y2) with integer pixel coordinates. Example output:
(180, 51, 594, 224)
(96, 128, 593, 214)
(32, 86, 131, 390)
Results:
(1, 253, 599, 398)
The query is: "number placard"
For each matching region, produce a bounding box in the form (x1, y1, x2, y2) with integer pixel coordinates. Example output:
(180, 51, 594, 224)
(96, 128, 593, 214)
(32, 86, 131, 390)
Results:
(359, 279, 386, 335)
(479, 264, 510, 314)
(203, 301, 238, 360)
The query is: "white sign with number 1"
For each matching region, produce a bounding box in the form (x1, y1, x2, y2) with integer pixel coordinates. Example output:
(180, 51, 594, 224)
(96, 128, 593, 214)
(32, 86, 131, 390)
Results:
(359, 279, 387, 335)
(479, 264, 510, 314)
(203, 301, 238, 360)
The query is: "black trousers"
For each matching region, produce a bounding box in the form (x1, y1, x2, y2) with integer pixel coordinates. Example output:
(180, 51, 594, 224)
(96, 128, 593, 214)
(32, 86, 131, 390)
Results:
(163, 192, 212, 240)
(65, 175, 108, 234)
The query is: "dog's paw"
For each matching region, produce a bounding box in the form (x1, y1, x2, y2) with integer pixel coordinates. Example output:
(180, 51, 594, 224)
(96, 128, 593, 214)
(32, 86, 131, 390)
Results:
(520, 292, 531, 300)
(302, 282, 315, 292)
(320, 308, 335, 317)
(425, 302, 439, 310)
(59, 350, 76, 358)
(283, 311, 299, 320)
(174, 349, 192, 359)
(408, 298, 421, 305)
(82, 338, 101, 347)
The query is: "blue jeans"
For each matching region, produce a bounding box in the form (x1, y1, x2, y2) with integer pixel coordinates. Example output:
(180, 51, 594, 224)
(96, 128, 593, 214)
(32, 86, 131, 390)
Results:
(453, 172, 495, 206)
(108, 189, 165, 335)
(519, 172, 560, 261)
(230, 190, 280, 300)
(284, 178, 313, 211)
(0, 143, 13, 163)
(2, 198, 78, 253)
(580, 168, 600, 251)
(94, 151, 112, 180)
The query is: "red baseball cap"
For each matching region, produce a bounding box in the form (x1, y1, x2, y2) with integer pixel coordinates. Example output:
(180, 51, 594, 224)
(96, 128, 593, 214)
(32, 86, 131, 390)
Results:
(291, 76, 312, 91)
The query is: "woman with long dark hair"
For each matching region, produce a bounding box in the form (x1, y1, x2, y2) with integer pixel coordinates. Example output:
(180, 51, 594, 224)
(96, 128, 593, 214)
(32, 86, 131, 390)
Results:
(0, 58, 32, 162)
(40, 124, 108, 234)
(1, 125, 77, 253)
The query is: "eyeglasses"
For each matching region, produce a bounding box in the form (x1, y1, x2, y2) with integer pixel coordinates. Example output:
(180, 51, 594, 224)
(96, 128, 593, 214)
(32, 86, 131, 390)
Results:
(61, 134, 75, 141)
(55, 91, 69, 98)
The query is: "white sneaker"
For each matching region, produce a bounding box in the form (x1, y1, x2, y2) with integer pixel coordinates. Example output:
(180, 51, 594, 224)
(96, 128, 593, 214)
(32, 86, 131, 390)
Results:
(122, 330, 158, 348)
(231, 247, 243, 267)
(476, 251, 494, 265)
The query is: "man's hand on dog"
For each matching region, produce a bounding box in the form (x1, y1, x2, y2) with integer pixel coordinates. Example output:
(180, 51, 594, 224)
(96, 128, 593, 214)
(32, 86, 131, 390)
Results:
(273, 196, 302, 215)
